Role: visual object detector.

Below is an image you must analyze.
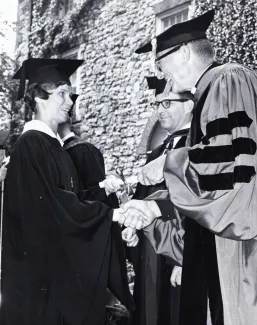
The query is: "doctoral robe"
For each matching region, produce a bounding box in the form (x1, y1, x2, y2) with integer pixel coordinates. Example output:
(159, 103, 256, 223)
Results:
(164, 63, 257, 325)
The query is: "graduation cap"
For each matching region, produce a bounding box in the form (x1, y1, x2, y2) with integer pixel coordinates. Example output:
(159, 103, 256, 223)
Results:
(146, 76, 167, 95)
(136, 9, 215, 54)
(13, 58, 84, 100)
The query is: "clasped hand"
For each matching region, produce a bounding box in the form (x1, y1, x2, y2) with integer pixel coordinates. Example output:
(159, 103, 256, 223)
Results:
(99, 174, 124, 196)
(113, 199, 162, 230)
(121, 227, 139, 247)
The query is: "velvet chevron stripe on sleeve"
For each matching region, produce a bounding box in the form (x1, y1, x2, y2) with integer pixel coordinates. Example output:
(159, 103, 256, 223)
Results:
(189, 110, 256, 191)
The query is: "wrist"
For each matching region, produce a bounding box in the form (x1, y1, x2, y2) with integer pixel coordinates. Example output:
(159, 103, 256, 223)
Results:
(147, 200, 162, 218)
(105, 188, 111, 196)
(112, 209, 119, 222)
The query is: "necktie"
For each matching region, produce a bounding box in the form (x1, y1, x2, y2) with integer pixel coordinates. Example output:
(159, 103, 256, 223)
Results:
(163, 128, 190, 154)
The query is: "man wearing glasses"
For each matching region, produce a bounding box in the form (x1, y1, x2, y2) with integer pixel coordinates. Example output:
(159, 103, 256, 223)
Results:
(122, 76, 193, 325)
(131, 8, 257, 325)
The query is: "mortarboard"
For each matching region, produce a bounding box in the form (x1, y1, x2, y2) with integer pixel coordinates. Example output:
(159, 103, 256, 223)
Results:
(146, 76, 167, 95)
(136, 9, 215, 54)
(13, 58, 84, 100)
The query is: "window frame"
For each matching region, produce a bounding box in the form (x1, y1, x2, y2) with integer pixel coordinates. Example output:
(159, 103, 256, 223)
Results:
(156, 2, 190, 35)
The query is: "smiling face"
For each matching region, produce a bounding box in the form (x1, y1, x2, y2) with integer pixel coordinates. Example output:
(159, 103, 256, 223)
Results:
(155, 91, 192, 133)
(35, 84, 73, 124)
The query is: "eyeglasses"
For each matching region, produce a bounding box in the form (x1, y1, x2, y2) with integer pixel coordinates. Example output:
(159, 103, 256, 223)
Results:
(150, 98, 188, 110)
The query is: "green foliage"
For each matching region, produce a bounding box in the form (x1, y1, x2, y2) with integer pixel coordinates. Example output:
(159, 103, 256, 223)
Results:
(192, 0, 257, 68)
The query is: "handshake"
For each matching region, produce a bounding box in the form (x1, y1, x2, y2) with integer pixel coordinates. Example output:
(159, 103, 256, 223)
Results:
(112, 199, 162, 246)
(106, 156, 167, 244)
(113, 200, 162, 229)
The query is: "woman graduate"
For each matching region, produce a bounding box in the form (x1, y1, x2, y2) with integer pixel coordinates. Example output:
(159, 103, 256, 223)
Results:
(0, 58, 133, 325)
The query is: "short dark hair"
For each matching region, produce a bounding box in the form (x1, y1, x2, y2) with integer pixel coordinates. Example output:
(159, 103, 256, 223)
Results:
(24, 80, 70, 112)
(188, 39, 215, 62)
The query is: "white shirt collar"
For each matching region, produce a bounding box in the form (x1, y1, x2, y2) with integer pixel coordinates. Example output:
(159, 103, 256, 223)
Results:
(62, 132, 75, 143)
(168, 122, 191, 148)
(146, 123, 192, 154)
(22, 120, 64, 146)
(191, 63, 213, 95)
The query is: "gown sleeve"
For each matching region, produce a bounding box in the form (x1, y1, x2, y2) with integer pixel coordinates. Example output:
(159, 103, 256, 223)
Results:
(68, 143, 120, 207)
(8, 132, 113, 235)
(67, 142, 105, 188)
(143, 209, 185, 266)
(164, 66, 257, 240)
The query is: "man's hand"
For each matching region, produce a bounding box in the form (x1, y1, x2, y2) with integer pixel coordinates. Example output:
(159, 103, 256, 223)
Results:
(119, 200, 162, 229)
(170, 266, 182, 287)
(122, 227, 139, 247)
(100, 175, 124, 196)
(137, 155, 166, 185)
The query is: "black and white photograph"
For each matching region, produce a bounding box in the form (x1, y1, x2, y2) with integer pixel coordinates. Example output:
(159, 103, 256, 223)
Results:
(0, 0, 257, 324)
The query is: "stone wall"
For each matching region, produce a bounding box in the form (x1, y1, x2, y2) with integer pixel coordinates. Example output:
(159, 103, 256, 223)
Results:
(77, 0, 158, 176)
(15, 0, 162, 178)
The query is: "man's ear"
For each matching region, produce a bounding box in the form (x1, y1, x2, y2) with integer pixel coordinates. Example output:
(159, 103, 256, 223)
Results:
(181, 45, 190, 65)
(184, 99, 194, 114)
(163, 78, 173, 96)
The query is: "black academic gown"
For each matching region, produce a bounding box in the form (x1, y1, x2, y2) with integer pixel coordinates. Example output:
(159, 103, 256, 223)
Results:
(178, 63, 224, 325)
(130, 131, 188, 325)
(63, 135, 134, 312)
(0, 130, 131, 325)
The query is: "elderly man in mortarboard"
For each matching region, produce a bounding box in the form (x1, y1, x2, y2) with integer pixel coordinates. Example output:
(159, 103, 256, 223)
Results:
(121, 76, 193, 325)
(128, 9, 257, 325)
(0, 58, 134, 325)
